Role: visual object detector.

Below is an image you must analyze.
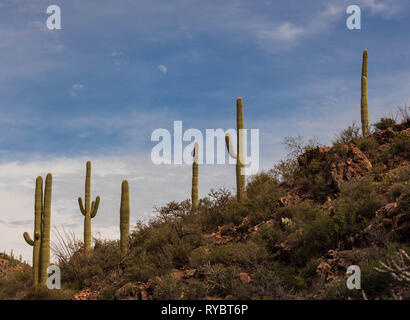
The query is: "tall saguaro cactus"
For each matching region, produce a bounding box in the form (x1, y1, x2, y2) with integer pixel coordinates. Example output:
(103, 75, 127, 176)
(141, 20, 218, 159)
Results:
(120, 180, 130, 255)
(23, 176, 43, 285)
(192, 142, 199, 211)
(78, 161, 100, 252)
(225, 97, 246, 202)
(23, 174, 53, 286)
(39, 174, 52, 284)
(361, 49, 370, 136)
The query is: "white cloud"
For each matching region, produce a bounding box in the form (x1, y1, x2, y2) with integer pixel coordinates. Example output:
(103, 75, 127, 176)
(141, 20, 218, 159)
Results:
(70, 83, 84, 97)
(157, 65, 167, 73)
(259, 22, 305, 42)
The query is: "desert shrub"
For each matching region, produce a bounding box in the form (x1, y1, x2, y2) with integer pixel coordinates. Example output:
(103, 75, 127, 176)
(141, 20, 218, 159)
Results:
(0, 268, 32, 299)
(397, 167, 410, 182)
(152, 275, 183, 300)
(253, 223, 283, 248)
(23, 286, 75, 300)
(98, 285, 118, 300)
(208, 245, 237, 265)
(189, 248, 209, 267)
(297, 157, 330, 199)
(333, 122, 361, 145)
(232, 241, 269, 269)
(374, 118, 396, 131)
(183, 280, 209, 300)
(275, 201, 340, 264)
(334, 178, 382, 235)
(322, 280, 361, 300)
(271, 159, 299, 185)
(219, 200, 254, 225)
(201, 263, 238, 297)
(354, 136, 380, 160)
(291, 211, 338, 264)
(246, 172, 284, 213)
(59, 239, 121, 289)
(125, 200, 204, 282)
(298, 258, 321, 281)
(125, 250, 169, 282)
(272, 136, 323, 187)
(398, 185, 410, 212)
(361, 261, 394, 298)
(389, 183, 405, 201)
(198, 188, 235, 232)
(390, 134, 410, 159)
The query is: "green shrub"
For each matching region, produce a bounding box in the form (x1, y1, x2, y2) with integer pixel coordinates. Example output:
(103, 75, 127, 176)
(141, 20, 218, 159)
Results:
(152, 275, 183, 300)
(253, 224, 283, 248)
(390, 134, 410, 159)
(183, 280, 209, 300)
(354, 136, 380, 160)
(59, 239, 121, 289)
(322, 280, 361, 300)
(398, 186, 410, 212)
(333, 122, 361, 145)
(361, 261, 394, 298)
(335, 178, 382, 235)
(98, 285, 118, 300)
(23, 286, 75, 300)
(0, 268, 32, 299)
(374, 118, 396, 131)
(246, 172, 284, 209)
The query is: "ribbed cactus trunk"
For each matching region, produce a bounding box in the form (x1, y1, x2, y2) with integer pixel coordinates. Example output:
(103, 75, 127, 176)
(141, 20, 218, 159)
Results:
(120, 180, 130, 255)
(78, 161, 100, 252)
(361, 49, 369, 136)
(225, 97, 246, 202)
(23, 176, 43, 285)
(191, 142, 199, 211)
(39, 174, 52, 285)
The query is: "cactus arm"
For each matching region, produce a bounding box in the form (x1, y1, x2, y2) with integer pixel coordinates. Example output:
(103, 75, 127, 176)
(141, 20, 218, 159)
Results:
(225, 134, 237, 159)
(23, 232, 34, 246)
(78, 197, 86, 215)
(91, 196, 100, 218)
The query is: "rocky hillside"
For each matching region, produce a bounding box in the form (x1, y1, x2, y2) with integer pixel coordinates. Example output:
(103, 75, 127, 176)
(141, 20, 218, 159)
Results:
(1, 119, 409, 300)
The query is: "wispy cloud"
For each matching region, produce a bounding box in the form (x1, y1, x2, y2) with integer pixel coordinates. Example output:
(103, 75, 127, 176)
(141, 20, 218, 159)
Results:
(70, 83, 84, 97)
(158, 65, 167, 73)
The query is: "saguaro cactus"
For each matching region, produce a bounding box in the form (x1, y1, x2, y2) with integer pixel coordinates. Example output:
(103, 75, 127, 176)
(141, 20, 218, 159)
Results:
(23, 174, 53, 286)
(120, 180, 130, 255)
(361, 49, 369, 136)
(39, 174, 52, 284)
(225, 97, 246, 202)
(192, 142, 199, 211)
(23, 176, 43, 285)
(78, 161, 100, 252)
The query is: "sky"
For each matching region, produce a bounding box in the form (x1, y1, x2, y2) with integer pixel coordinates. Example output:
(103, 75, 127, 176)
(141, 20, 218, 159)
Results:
(1, 0, 410, 262)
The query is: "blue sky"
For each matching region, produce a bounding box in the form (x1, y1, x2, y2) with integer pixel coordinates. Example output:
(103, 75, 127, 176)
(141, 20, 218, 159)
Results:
(1, 0, 410, 261)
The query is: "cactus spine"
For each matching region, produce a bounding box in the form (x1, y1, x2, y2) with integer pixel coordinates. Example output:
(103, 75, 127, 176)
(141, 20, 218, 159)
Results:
(120, 180, 130, 255)
(23, 174, 52, 285)
(225, 97, 246, 202)
(78, 161, 100, 252)
(23, 176, 43, 285)
(192, 142, 199, 211)
(361, 49, 369, 136)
